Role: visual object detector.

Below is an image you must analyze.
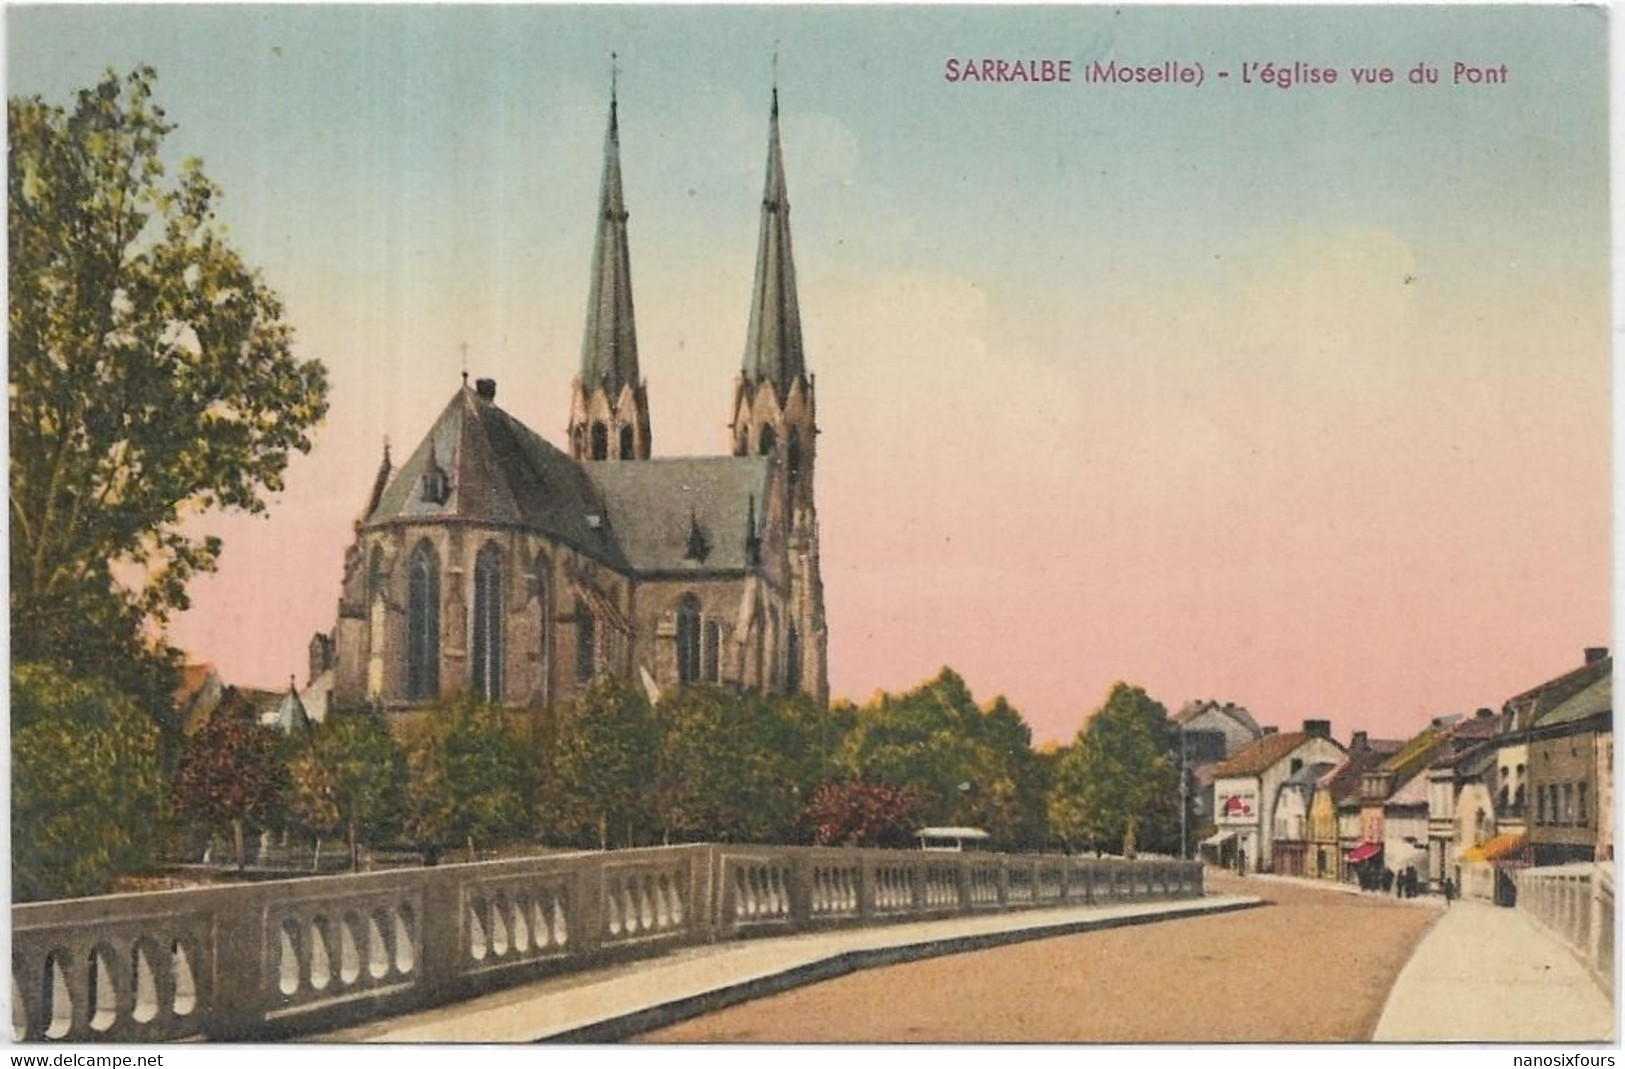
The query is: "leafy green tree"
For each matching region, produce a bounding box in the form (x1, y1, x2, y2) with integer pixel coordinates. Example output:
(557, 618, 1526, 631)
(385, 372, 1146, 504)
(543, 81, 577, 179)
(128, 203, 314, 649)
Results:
(12, 664, 167, 901)
(404, 696, 532, 862)
(651, 687, 839, 844)
(540, 677, 659, 849)
(170, 710, 290, 870)
(1047, 683, 1180, 856)
(288, 712, 406, 871)
(9, 66, 328, 723)
(837, 669, 1047, 849)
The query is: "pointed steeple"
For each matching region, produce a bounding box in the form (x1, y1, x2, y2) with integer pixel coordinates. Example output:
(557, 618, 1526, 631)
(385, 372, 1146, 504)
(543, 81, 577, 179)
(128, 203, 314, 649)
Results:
(569, 57, 652, 462)
(579, 60, 640, 399)
(742, 84, 806, 391)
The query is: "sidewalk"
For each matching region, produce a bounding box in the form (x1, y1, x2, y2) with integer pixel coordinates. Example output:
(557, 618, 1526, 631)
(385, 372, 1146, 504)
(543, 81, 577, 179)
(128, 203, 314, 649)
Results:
(1245, 871, 1446, 907)
(323, 893, 1261, 1043)
(1372, 900, 1614, 1042)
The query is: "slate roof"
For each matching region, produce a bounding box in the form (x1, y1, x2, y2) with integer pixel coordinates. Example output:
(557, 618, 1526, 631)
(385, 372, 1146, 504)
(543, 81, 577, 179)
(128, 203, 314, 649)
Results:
(1537, 675, 1612, 730)
(368, 386, 770, 578)
(1175, 700, 1262, 736)
(1323, 743, 1400, 806)
(1504, 654, 1612, 732)
(587, 457, 770, 574)
(368, 387, 624, 566)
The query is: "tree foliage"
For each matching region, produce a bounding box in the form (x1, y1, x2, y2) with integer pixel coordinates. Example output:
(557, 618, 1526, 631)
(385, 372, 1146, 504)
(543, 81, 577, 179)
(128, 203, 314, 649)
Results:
(9, 66, 328, 719)
(12, 663, 167, 901)
(539, 677, 659, 849)
(799, 780, 921, 848)
(1047, 683, 1180, 856)
(837, 669, 1048, 849)
(170, 709, 290, 869)
(288, 712, 406, 870)
(403, 696, 532, 860)
(652, 688, 839, 844)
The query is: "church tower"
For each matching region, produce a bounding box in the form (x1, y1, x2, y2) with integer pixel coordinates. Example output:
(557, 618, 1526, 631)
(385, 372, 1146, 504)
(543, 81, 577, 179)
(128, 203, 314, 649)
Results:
(569, 75, 651, 461)
(731, 85, 829, 704)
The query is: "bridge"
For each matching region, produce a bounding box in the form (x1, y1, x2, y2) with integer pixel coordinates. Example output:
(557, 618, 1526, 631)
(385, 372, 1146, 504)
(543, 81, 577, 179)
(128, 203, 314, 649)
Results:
(14, 849, 1611, 1043)
(11, 843, 1207, 1042)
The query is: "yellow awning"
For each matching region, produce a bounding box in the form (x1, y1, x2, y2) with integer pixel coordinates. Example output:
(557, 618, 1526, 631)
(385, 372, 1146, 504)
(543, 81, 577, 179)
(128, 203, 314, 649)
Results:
(1462, 832, 1526, 863)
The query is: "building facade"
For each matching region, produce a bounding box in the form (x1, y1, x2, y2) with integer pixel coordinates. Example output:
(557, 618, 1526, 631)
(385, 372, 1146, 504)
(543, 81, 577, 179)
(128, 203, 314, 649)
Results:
(315, 88, 830, 724)
(1211, 722, 1345, 873)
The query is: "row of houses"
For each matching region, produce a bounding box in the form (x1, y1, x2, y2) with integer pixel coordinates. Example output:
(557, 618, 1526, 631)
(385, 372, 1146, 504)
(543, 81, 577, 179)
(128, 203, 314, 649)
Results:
(1190, 648, 1612, 903)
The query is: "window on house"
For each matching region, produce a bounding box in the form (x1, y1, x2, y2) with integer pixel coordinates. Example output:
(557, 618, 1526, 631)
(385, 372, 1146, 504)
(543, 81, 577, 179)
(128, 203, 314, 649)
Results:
(619, 423, 634, 459)
(703, 620, 721, 683)
(1498, 786, 1509, 810)
(1579, 782, 1589, 826)
(1514, 785, 1525, 812)
(590, 422, 609, 461)
(574, 597, 596, 682)
(676, 594, 701, 685)
(787, 427, 802, 490)
(472, 543, 504, 702)
(406, 541, 440, 699)
(759, 424, 777, 456)
(1564, 783, 1575, 826)
(1536, 786, 1546, 826)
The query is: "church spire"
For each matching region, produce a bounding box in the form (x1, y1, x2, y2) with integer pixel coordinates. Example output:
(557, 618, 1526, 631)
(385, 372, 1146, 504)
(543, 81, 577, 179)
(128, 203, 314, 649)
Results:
(579, 55, 639, 400)
(741, 82, 805, 391)
(569, 55, 652, 461)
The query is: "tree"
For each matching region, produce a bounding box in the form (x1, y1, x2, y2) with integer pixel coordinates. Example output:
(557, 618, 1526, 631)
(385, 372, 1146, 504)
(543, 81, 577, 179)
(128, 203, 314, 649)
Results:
(288, 712, 406, 871)
(170, 709, 290, 870)
(837, 668, 1047, 849)
(539, 677, 659, 849)
(403, 697, 531, 862)
(799, 780, 921, 848)
(652, 687, 838, 844)
(1047, 683, 1180, 856)
(12, 664, 167, 901)
(9, 66, 328, 721)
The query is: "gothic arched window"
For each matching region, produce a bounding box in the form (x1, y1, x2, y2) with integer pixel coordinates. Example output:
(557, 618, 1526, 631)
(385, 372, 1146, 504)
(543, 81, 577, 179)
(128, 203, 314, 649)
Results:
(787, 427, 802, 489)
(703, 621, 721, 683)
(574, 597, 596, 682)
(758, 424, 777, 456)
(676, 594, 701, 685)
(472, 542, 504, 702)
(785, 623, 801, 693)
(619, 423, 635, 460)
(406, 541, 440, 699)
(591, 422, 609, 461)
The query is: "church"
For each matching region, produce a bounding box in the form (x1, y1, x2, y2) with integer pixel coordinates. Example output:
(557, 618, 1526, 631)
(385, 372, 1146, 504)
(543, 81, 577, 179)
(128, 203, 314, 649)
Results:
(311, 85, 829, 721)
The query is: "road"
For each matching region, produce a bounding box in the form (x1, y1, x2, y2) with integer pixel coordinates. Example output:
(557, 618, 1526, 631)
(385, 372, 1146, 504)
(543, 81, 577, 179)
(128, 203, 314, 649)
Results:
(637, 871, 1441, 1043)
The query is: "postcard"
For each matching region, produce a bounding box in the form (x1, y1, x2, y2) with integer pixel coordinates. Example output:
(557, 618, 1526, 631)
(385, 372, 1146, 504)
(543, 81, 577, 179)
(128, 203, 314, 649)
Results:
(6, 1, 1614, 1050)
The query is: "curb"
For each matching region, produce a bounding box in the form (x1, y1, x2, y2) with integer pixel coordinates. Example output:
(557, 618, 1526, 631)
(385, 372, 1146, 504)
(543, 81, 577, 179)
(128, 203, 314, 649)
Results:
(543, 896, 1265, 1043)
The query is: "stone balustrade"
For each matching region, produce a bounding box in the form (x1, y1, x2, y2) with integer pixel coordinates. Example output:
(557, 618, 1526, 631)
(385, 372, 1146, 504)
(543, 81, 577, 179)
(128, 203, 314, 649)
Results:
(1513, 862, 1614, 997)
(12, 846, 1201, 1043)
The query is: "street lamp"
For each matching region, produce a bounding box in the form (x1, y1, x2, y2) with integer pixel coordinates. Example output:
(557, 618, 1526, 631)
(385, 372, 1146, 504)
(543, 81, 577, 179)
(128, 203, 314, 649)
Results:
(1179, 723, 1189, 860)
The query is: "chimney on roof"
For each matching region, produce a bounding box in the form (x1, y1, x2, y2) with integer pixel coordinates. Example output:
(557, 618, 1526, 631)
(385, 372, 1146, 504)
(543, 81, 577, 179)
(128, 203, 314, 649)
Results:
(1585, 646, 1609, 665)
(1351, 730, 1369, 752)
(1475, 707, 1494, 720)
(475, 378, 497, 402)
(1303, 719, 1331, 739)
(1261, 726, 1278, 736)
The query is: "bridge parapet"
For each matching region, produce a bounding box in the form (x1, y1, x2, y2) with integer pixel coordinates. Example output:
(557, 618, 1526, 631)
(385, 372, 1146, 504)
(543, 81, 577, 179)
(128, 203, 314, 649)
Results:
(12, 847, 1202, 1042)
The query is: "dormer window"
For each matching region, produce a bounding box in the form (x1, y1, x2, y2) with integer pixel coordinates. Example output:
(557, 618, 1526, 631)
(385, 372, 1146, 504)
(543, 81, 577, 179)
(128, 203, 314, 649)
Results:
(421, 443, 450, 504)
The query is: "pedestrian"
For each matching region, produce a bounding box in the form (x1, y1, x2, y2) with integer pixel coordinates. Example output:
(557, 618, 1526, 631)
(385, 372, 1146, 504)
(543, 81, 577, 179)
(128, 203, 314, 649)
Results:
(1443, 876, 1455, 907)
(1237, 848, 1247, 877)
(1382, 867, 1395, 895)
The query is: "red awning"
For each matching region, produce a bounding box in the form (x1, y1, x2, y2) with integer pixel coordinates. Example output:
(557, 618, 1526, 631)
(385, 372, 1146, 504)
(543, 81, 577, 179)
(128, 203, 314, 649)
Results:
(1345, 841, 1382, 863)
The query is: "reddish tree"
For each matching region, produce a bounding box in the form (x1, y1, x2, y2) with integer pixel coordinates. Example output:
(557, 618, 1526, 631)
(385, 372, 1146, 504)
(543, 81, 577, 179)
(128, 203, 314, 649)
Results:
(170, 711, 289, 869)
(800, 780, 921, 848)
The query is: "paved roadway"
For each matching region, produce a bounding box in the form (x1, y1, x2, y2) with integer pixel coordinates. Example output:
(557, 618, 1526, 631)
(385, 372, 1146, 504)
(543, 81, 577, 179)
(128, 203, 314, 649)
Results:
(639, 871, 1442, 1043)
